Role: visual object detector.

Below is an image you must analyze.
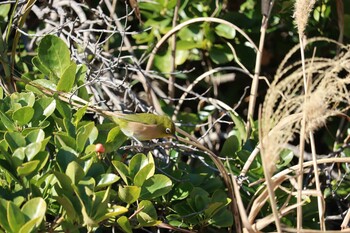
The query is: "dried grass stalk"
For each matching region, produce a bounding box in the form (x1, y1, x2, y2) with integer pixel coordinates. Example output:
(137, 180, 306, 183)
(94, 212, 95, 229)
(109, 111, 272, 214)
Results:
(261, 44, 350, 174)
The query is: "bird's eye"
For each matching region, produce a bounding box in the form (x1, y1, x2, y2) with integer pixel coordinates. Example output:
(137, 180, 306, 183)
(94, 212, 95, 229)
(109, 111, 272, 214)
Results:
(165, 128, 171, 134)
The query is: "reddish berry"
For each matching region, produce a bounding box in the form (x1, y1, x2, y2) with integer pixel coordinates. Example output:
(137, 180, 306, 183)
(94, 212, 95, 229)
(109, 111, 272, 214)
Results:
(95, 143, 105, 153)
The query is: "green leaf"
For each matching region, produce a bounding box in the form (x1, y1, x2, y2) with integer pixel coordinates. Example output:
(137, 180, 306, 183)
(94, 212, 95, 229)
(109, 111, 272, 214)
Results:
(21, 198, 46, 230)
(0, 3, 10, 18)
(7, 201, 26, 233)
(129, 153, 149, 178)
(175, 50, 189, 65)
(10, 92, 35, 108)
(170, 182, 193, 201)
(30, 79, 57, 90)
(12, 107, 34, 126)
(105, 126, 128, 152)
(56, 147, 78, 172)
(76, 122, 96, 152)
(57, 62, 77, 92)
(219, 134, 240, 157)
(38, 35, 71, 80)
(0, 199, 11, 232)
(55, 132, 76, 149)
(24, 129, 45, 143)
(96, 173, 120, 189)
(101, 205, 128, 220)
(208, 44, 234, 64)
(176, 40, 200, 50)
(134, 163, 155, 187)
(154, 47, 172, 73)
(140, 174, 172, 199)
(66, 161, 85, 184)
(137, 200, 158, 227)
(0, 110, 15, 131)
(17, 160, 40, 176)
(112, 161, 129, 185)
(118, 186, 141, 204)
(215, 24, 236, 39)
(73, 106, 87, 127)
(229, 110, 247, 140)
(5, 132, 26, 152)
(54, 195, 79, 221)
(32, 97, 56, 124)
(276, 149, 294, 169)
(25, 142, 41, 161)
(32, 56, 51, 77)
(12, 147, 25, 167)
(211, 208, 233, 227)
(117, 216, 132, 233)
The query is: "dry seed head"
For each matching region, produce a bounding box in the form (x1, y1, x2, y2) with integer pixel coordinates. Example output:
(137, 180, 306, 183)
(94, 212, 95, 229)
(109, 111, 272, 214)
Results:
(261, 43, 350, 174)
(293, 0, 316, 36)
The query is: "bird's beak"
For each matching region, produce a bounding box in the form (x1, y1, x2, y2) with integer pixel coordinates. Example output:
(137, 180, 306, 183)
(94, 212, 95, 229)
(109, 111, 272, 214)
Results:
(172, 134, 178, 141)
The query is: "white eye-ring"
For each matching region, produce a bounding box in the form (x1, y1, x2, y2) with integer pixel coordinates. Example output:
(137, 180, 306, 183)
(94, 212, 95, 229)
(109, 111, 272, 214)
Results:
(165, 128, 171, 134)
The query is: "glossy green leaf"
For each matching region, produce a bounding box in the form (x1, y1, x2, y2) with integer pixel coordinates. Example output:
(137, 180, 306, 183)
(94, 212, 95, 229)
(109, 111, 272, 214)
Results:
(215, 24, 236, 39)
(76, 122, 96, 152)
(96, 173, 120, 189)
(32, 97, 56, 124)
(25, 142, 41, 161)
(55, 132, 76, 149)
(211, 208, 233, 227)
(204, 202, 225, 218)
(117, 216, 132, 233)
(55, 195, 79, 221)
(170, 182, 193, 201)
(0, 111, 15, 131)
(0, 3, 10, 18)
(134, 163, 154, 187)
(0, 199, 11, 232)
(10, 92, 35, 108)
(118, 186, 141, 204)
(175, 50, 189, 65)
(73, 106, 87, 127)
(12, 147, 25, 167)
(95, 204, 128, 223)
(219, 134, 240, 157)
(12, 107, 34, 126)
(57, 62, 77, 92)
(66, 161, 85, 184)
(137, 200, 158, 227)
(105, 126, 128, 152)
(229, 110, 247, 140)
(112, 161, 129, 185)
(32, 56, 51, 77)
(56, 147, 78, 172)
(208, 44, 234, 64)
(17, 160, 40, 176)
(7, 201, 26, 233)
(140, 174, 172, 199)
(30, 79, 57, 90)
(154, 48, 172, 73)
(25, 129, 45, 143)
(129, 153, 149, 178)
(21, 197, 46, 228)
(32, 151, 49, 172)
(38, 35, 71, 80)
(276, 149, 294, 169)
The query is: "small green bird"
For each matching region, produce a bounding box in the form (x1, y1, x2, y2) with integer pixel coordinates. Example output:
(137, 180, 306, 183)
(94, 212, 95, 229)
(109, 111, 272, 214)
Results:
(111, 113, 177, 141)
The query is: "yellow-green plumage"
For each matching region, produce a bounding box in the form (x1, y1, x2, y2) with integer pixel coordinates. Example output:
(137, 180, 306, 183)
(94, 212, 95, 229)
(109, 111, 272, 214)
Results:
(111, 113, 176, 141)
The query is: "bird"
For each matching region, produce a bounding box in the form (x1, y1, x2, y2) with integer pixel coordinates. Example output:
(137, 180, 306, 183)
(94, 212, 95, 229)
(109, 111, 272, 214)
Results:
(110, 113, 177, 142)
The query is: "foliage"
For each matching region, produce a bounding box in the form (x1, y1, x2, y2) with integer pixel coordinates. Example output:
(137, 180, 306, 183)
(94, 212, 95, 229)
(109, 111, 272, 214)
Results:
(0, 0, 350, 232)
